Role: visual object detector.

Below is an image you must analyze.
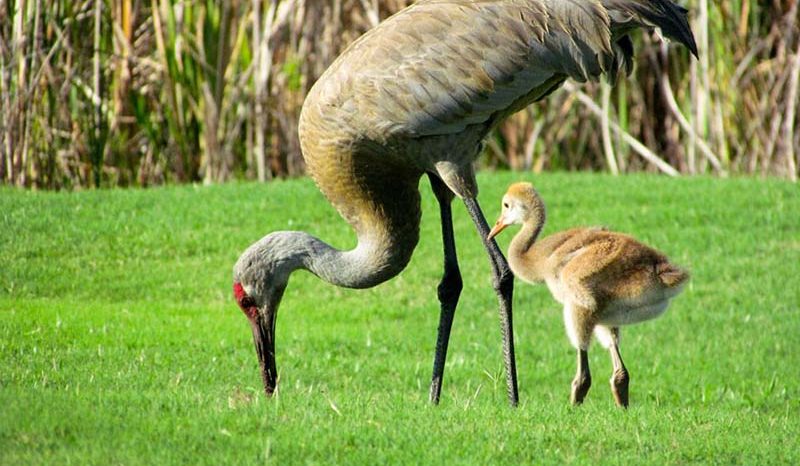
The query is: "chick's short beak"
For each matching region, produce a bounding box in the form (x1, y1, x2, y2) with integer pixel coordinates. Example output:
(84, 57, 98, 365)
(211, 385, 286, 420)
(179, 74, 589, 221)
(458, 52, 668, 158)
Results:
(487, 215, 509, 240)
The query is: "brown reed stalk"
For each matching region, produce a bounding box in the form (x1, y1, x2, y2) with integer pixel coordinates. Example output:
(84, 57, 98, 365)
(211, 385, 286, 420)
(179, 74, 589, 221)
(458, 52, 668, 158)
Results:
(1, 0, 798, 188)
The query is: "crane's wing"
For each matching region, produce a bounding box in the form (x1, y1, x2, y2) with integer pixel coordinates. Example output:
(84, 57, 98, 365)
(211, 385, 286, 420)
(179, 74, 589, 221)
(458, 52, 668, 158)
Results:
(313, 0, 693, 138)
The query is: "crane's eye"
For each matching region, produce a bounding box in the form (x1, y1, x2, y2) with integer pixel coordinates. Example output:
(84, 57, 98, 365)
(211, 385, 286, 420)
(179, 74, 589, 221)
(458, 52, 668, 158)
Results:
(241, 296, 256, 308)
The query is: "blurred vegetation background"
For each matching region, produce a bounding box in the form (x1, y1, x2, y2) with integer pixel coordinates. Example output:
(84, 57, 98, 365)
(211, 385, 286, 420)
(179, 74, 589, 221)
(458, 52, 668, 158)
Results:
(1, 0, 798, 189)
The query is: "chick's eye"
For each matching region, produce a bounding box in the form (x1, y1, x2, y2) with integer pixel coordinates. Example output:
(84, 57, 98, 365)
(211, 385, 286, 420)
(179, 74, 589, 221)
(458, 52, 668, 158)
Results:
(503, 202, 509, 208)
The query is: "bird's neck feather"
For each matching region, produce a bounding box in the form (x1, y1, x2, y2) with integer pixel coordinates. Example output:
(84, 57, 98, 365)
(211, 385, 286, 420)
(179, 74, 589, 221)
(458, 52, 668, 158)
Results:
(248, 230, 411, 291)
(510, 220, 543, 258)
(507, 219, 544, 283)
(303, 233, 403, 289)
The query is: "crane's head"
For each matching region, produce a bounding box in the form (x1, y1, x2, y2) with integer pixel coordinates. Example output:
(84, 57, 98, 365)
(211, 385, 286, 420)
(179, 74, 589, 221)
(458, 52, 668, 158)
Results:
(232, 233, 297, 396)
(487, 182, 546, 240)
(232, 232, 299, 321)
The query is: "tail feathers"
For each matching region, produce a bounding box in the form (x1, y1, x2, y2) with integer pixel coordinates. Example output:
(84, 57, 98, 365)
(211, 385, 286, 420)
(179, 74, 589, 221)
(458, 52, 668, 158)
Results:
(603, 0, 699, 58)
(656, 262, 690, 288)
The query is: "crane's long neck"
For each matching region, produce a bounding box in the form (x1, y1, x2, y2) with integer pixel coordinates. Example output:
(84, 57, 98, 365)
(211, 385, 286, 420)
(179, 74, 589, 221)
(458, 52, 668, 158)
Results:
(300, 231, 411, 289)
(238, 227, 417, 295)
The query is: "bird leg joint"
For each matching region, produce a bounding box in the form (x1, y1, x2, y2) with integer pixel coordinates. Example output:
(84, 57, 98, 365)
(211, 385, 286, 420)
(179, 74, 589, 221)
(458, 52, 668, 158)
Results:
(571, 373, 592, 405)
(610, 368, 629, 408)
(493, 268, 514, 295)
(437, 269, 463, 304)
(612, 368, 629, 386)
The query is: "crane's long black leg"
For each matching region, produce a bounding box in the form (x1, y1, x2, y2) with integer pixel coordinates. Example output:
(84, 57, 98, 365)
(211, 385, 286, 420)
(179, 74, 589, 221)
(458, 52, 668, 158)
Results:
(428, 174, 463, 404)
(463, 197, 519, 407)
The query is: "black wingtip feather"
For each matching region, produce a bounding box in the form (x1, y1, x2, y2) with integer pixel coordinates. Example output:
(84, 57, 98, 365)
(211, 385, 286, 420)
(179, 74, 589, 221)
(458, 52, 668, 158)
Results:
(658, 0, 699, 58)
(606, 0, 699, 58)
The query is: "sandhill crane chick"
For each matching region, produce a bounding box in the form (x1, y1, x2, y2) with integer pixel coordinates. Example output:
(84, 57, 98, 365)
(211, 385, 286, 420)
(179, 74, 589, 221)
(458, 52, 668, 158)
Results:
(488, 182, 689, 407)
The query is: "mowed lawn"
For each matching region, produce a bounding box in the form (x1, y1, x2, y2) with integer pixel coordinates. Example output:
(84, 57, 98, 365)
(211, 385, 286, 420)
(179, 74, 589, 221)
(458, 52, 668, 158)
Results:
(1, 173, 798, 464)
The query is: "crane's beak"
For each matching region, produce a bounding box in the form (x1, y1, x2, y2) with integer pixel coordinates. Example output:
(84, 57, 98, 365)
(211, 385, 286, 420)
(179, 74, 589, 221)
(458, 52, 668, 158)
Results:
(487, 215, 509, 240)
(249, 315, 277, 396)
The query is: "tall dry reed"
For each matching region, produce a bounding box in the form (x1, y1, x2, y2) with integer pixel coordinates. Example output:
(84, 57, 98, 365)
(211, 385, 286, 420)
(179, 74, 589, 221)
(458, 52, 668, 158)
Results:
(1, 0, 798, 188)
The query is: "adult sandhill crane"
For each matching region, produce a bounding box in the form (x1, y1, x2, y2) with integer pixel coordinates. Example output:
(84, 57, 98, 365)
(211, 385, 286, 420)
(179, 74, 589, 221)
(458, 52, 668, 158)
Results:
(488, 182, 689, 407)
(233, 0, 697, 406)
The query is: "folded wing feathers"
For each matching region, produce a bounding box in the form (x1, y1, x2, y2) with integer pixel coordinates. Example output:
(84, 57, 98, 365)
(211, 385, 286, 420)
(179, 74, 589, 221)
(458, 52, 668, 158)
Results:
(328, 0, 695, 138)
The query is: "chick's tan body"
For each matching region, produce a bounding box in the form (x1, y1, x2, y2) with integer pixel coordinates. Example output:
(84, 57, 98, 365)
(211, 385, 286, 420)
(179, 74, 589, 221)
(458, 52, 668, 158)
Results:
(512, 227, 686, 325)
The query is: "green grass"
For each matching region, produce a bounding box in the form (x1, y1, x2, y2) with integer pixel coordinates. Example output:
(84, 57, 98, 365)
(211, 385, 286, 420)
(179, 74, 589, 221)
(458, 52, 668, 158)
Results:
(1, 173, 798, 464)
